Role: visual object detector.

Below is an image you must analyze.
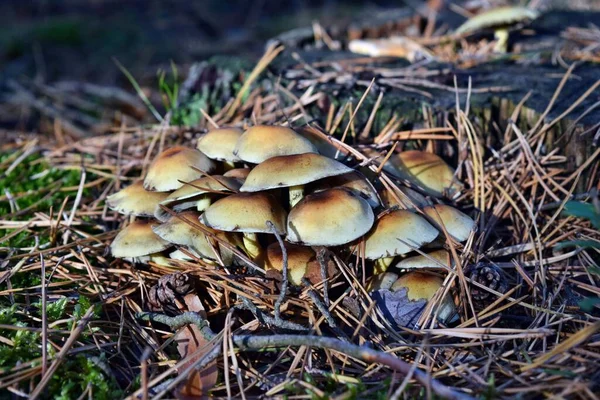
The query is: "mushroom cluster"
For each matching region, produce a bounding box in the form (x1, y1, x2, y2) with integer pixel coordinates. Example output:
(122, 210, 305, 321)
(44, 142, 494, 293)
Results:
(107, 124, 475, 327)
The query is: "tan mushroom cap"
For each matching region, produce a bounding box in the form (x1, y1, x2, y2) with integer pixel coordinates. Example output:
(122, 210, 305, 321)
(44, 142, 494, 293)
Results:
(383, 150, 459, 198)
(265, 242, 336, 286)
(200, 192, 287, 234)
(368, 272, 400, 292)
(311, 170, 381, 208)
(297, 126, 349, 159)
(391, 271, 444, 301)
(395, 249, 451, 270)
(423, 204, 475, 242)
(196, 127, 243, 162)
(380, 185, 429, 209)
(233, 125, 318, 164)
(363, 209, 438, 260)
(456, 6, 539, 34)
(223, 167, 251, 181)
(161, 175, 241, 205)
(111, 220, 170, 258)
(152, 211, 236, 263)
(143, 146, 216, 192)
(240, 153, 354, 192)
(287, 187, 374, 246)
(106, 181, 168, 217)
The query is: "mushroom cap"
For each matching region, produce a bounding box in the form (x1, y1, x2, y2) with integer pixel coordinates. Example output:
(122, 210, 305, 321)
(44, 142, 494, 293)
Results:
(423, 204, 475, 242)
(234, 125, 318, 164)
(348, 37, 434, 62)
(368, 272, 400, 292)
(106, 181, 168, 217)
(265, 242, 314, 286)
(152, 211, 236, 262)
(143, 146, 216, 192)
(161, 175, 241, 204)
(363, 209, 438, 260)
(223, 168, 251, 181)
(240, 153, 354, 192)
(311, 170, 381, 208)
(395, 249, 451, 270)
(196, 127, 243, 162)
(111, 220, 170, 258)
(384, 150, 459, 198)
(391, 271, 444, 301)
(200, 192, 287, 234)
(287, 187, 374, 246)
(297, 126, 348, 159)
(456, 6, 539, 34)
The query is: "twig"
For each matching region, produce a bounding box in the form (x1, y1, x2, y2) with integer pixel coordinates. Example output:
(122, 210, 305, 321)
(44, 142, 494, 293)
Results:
(315, 246, 330, 306)
(267, 221, 289, 322)
(239, 298, 308, 331)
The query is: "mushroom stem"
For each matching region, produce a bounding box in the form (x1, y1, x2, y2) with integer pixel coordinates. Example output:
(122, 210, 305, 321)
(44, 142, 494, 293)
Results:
(196, 196, 212, 212)
(374, 257, 394, 274)
(493, 28, 509, 53)
(289, 185, 305, 208)
(242, 232, 262, 260)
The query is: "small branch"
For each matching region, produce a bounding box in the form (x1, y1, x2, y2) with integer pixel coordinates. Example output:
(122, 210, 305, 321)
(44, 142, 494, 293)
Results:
(315, 246, 330, 305)
(267, 221, 288, 322)
(302, 278, 347, 340)
(239, 298, 309, 332)
(137, 312, 216, 340)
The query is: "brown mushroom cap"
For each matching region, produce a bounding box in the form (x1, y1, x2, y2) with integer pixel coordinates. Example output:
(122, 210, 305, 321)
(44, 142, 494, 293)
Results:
(265, 242, 336, 286)
(233, 125, 318, 164)
(363, 209, 438, 260)
(152, 211, 236, 263)
(111, 220, 170, 258)
(310, 170, 381, 208)
(423, 204, 475, 242)
(395, 249, 451, 270)
(143, 146, 216, 192)
(106, 181, 168, 217)
(297, 126, 349, 159)
(287, 187, 374, 246)
(200, 192, 287, 234)
(391, 271, 444, 301)
(240, 153, 354, 193)
(383, 150, 459, 198)
(223, 168, 251, 181)
(160, 175, 241, 206)
(380, 185, 429, 210)
(196, 127, 242, 162)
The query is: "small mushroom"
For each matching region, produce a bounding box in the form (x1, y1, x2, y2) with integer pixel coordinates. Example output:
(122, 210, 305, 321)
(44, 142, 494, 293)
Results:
(196, 127, 242, 169)
(155, 175, 241, 221)
(110, 220, 170, 259)
(287, 187, 374, 247)
(367, 271, 399, 292)
(200, 192, 287, 260)
(348, 36, 434, 62)
(391, 271, 456, 324)
(106, 181, 168, 217)
(394, 249, 452, 271)
(223, 167, 251, 181)
(382, 150, 460, 198)
(379, 185, 429, 210)
(240, 153, 354, 207)
(143, 146, 216, 192)
(233, 125, 318, 164)
(455, 6, 539, 53)
(423, 204, 475, 243)
(264, 242, 336, 286)
(152, 211, 237, 265)
(363, 209, 439, 274)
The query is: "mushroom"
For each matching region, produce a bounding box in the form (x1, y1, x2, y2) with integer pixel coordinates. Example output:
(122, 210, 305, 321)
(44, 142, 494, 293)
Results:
(390, 271, 456, 324)
(310, 170, 381, 208)
(394, 249, 452, 271)
(240, 153, 354, 207)
(199, 192, 287, 260)
(423, 204, 475, 242)
(152, 211, 237, 265)
(264, 242, 336, 286)
(363, 209, 439, 274)
(106, 181, 168, 217)
(379, 185, 429, 210)
(233, 125, 318, 164)
(381, 150, 460, 198)
(367, 271, 399, 292)
(155, 175, 241, 221)
(455, 6, 539, 53)
(110, 220, 170, 259)
(143, 146, 216, 192)
(223, 167, 251, 181)
(348, 37, 434, 62)
(287, 187, 374, 247)
(196, 127, 242, 169)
